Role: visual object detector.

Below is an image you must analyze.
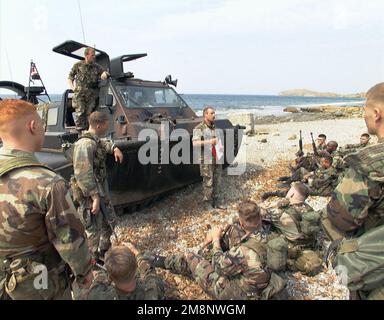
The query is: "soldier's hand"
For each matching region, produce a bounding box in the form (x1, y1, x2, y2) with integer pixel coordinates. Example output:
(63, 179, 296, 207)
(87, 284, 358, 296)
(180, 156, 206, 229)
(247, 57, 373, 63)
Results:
(91, 194, 100, 215)
(211, 226, 223, 241)
(100, 71, 109, 80)
(113, 147, 124, 163)
(211, 138, 218, 146)
(203, 232, 213, 247)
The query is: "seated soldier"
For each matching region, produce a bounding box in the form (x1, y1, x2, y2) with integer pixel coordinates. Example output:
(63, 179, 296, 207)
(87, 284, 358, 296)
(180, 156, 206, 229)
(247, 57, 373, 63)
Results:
(316, 134, 327, 151)
(150, 201, 275, 300)
(73, 244, 165, 300)
(261, 183, 323, 274)
(339, 133, 371, 156)
(303, 154, 339, 196)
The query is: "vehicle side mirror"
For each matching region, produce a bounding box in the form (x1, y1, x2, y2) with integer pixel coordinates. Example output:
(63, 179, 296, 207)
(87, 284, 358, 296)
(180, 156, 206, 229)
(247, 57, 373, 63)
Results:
(105, 94, 114, 107)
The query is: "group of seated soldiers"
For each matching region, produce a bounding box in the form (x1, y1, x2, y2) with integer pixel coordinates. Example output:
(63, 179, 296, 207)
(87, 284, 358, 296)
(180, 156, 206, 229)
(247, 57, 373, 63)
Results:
(263, 133, 371, 199)
(73, 132, 372, 300)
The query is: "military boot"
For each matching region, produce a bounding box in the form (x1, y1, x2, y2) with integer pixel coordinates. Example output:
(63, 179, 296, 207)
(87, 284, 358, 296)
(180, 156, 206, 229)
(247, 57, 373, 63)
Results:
(212, 199, 227, 210)
(147, 255, 167, 269)
(277, 176, 291, 182)
(261, 191, 286, 201)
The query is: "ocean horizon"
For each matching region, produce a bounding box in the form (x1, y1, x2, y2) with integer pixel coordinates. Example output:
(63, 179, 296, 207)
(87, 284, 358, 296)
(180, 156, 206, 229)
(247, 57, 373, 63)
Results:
(0, 92, 364, 118)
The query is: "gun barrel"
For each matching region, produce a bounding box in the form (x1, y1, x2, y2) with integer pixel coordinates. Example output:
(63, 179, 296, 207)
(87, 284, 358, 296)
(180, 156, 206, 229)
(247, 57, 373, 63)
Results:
(99, 200, 118, 239)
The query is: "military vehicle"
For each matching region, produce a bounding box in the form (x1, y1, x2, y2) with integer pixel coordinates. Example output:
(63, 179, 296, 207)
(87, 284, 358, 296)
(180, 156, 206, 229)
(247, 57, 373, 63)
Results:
(0, 40, 244, 213)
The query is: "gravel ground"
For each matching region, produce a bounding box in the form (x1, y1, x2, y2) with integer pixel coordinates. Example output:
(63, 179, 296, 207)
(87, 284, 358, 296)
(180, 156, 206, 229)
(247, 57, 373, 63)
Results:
(113, 117, 364, 300)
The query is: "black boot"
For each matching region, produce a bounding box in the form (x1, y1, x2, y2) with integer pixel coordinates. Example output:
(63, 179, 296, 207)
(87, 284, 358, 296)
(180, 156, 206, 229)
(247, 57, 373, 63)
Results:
(261, 191, 286, 201)
(277, 176, 291, 182)
(148, 255, 166, 269)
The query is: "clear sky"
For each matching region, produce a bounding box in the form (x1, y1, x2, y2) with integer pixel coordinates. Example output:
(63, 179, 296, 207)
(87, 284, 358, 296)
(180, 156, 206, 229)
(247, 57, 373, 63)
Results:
(0, 0, 383, 95)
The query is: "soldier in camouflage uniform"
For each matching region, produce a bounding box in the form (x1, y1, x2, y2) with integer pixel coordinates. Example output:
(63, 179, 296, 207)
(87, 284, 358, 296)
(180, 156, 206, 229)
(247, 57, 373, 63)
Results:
(303, 155, 339, 196)
(316, 134, 327, 151)
(192, 106, 226, 209)
(339, 133, 371, 157)
(261, 183, 315, 244)
(152, 201, 272, 300)
(72, 111, 123, 263)
(261, 182, 323, 274)
(73, 244, 164, 300)
(68, 47, 109, 131)
(322, 83, 384, 299)
(324, 140, 345, 172)
(0, 99, 93, 300)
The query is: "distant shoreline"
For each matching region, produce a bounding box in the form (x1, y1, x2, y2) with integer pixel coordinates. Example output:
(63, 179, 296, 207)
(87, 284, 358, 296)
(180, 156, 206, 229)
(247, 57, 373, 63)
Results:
(279, 89, 365, 99)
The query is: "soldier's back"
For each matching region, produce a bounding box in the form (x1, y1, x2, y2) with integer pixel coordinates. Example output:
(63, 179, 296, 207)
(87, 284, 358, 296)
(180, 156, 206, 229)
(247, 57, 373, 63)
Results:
(0, 149, 74, 300)
(0, 149, 62, 256)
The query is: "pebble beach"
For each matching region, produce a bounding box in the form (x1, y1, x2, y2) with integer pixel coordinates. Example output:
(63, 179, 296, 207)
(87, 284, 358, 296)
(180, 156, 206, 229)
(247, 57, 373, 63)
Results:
(114, 108, 367, 300)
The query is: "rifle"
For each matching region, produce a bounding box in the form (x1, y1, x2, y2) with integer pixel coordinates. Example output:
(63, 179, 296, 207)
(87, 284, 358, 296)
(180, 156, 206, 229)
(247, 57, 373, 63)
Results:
(99, 198, 118, 239)
(310, 132, 318, 157)
(299, 130, 303, 156)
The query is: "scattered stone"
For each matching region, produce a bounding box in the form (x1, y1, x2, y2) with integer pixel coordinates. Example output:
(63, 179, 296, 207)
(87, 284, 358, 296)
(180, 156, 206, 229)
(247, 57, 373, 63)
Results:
(284, 107, 300, 113)
(259, 139, 268, 143)
(288, 134, 297, 140)
(273, 132, 280, 136)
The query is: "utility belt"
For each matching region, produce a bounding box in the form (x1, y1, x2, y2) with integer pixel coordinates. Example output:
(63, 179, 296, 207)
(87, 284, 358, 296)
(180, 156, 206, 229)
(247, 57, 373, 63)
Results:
(70, 175, 107, 205)
(0, 243, 64, 276)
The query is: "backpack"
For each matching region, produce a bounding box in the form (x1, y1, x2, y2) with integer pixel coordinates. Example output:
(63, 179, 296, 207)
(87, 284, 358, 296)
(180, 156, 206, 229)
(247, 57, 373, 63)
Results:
(266, 236, 288, 272)
(300, 210, 321, 237)
(336, 223, 384, 292)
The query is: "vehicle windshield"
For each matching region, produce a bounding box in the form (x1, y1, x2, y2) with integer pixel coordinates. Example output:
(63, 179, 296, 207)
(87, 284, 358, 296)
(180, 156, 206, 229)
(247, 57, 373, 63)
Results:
(116, 85, 188, 108)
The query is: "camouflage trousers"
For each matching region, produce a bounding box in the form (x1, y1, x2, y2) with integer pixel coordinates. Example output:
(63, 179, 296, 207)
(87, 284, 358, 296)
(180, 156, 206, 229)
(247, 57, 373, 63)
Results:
(200, 164, 223, 204)
(165, 252, 250, 300)
(72, 89, 98, 130)
(78, 197, 114, 260)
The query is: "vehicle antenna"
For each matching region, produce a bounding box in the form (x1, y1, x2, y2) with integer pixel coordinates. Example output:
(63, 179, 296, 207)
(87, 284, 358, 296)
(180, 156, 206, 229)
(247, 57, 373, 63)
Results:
(5, 47, 13, 81)
(77, 0, 87, 43)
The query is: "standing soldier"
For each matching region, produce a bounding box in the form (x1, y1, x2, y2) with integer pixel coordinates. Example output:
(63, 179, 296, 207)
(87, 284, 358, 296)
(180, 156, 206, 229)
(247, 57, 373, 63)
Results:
(68, 47, 109, 131)
(192, 106, 226, 210)
(72, 111, 123, 263)
(322, 83, 384, 300)
(0, 99, 93, 300)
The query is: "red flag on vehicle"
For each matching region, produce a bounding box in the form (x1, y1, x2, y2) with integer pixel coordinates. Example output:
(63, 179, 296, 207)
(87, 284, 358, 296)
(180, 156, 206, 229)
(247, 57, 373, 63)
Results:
(31, 63, 40, 80)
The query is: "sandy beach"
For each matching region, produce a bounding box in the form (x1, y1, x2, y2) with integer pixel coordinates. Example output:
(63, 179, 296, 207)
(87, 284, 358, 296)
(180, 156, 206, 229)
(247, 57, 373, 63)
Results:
(114, 114, 368, 300)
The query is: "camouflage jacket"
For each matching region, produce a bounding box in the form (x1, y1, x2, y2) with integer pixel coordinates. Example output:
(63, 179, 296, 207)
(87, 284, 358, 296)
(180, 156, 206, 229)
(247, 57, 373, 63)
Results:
(262, 201, 314, 242)
(325, 142, 384, 240)
(76, 253, 164, 300)
(220, 219, 247, 251)
(200, 219, 271, 261)
(330, 150, 345, 172)
(0, 149, 92, 277)
(211, 230, 270, 296)
(317, 144, 327, 152)
(192, 121, 217, 164)
(309, 166, 339, 196)
(68, 61, 104, 92)
(73, 131, 116, 198)
(339, 143, 370, 157)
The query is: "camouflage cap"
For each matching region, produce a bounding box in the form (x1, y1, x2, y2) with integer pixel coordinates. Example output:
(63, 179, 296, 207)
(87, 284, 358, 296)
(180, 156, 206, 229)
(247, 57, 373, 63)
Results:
(238, 201, 262, 229)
